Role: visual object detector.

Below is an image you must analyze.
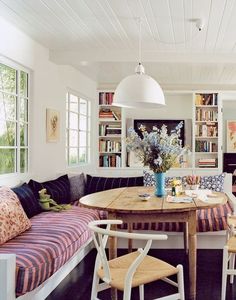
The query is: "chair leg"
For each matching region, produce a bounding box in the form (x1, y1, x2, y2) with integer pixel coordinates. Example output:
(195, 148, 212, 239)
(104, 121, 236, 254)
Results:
(139, 284, 144, 300)
(230, 253, 235, 284)
(177, 264, 185, 300)
(221, 246, 229, 300)
(183, 222, 189, 255)
(91, 272, 100, 300)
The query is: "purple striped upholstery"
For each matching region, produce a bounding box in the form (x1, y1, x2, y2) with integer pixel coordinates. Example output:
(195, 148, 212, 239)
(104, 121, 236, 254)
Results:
(0, 206, 99, 296)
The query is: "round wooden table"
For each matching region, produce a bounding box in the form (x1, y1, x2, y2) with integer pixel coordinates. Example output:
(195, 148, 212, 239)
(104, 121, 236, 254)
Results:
(80, 186, 228, 300)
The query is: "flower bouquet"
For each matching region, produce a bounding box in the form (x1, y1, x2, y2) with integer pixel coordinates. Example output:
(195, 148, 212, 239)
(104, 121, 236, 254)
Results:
(126, 121, 189, 196)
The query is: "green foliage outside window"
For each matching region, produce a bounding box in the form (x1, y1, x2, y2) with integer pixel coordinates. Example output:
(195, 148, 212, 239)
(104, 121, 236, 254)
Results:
(0, 63, 29, 175)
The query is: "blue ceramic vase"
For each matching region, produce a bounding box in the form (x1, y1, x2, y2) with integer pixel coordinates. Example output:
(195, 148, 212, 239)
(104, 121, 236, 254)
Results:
(154, 172, 166, 197)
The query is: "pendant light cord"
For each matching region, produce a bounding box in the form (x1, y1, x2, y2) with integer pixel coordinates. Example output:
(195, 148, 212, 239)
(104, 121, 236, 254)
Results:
(138, 17, 142, 64)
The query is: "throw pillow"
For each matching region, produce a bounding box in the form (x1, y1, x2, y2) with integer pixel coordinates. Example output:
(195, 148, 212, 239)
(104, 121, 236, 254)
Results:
(0, 187, 31, 245)
(28, 174, 71, 204)
(143, 170, 187, 187)
(69, 173, 85, 202)
(199, 173, 225, 192)
(12, 183, 42, 218)
(86, 175, 144, 195)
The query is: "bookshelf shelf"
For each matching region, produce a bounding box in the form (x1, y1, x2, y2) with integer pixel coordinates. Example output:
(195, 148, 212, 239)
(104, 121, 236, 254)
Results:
(98, 91, 122, 168)
(193, 92, 221, 169)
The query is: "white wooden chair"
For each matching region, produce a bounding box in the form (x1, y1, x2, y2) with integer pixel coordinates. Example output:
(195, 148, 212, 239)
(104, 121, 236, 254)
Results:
(221, 215, 236, 300)
(88, 220, 185, 300)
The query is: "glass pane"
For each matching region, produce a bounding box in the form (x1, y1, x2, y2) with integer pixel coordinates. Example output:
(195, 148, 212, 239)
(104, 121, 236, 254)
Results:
(0, 120, 16, 146)
(69, 112, 78, 130)
(20, 71, 28, 97)
(79, 115, 87, 131)
(20, 98, 28, 122)
(79, 147, 86, 163)
(0, 148, 15, 174)
(69, 130, 78, 147)
(69, 148, 78, 165)
(20, 148, 28, 173)
(79, 131, 86, 147)
(70, 94, 78, 113)
(0, 93, 16, 120)
(20, 123, 28, 146)
(80, 98, 87, 115)
(0, 64, 16, 94)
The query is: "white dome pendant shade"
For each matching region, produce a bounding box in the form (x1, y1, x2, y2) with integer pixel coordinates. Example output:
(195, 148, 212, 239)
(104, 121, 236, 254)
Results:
(113, 62, 165, 108)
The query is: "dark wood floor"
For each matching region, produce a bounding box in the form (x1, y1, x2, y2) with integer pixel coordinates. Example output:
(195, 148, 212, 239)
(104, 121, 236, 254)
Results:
(46, 249, 236, 300)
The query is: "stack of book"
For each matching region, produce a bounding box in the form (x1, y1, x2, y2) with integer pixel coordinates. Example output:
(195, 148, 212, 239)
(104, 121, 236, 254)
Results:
(106, 124, 121, 136)
(195, 93, 218, 106)
(99, 108, 115, 120)
(198, 158, 217, 168)
(195, 141, 217, 152)
(99, 154, 121, 167)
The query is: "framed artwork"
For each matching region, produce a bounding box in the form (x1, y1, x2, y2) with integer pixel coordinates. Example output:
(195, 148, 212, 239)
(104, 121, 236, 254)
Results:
(227, 120, 236, 152)
(46, 109, 60, 142)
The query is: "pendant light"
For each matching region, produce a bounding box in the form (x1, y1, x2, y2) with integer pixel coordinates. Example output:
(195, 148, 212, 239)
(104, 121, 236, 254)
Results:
(113, 18, 165, 108)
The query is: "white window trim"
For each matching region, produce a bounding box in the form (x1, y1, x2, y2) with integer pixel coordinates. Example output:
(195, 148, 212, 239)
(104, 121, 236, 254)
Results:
(66, 89, 91, 166)
(0, 56, 30, 177)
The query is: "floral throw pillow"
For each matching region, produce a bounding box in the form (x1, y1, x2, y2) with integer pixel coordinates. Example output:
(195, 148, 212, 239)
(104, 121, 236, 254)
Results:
(0, 187, 31, 245)
(199, 173, 225, 192)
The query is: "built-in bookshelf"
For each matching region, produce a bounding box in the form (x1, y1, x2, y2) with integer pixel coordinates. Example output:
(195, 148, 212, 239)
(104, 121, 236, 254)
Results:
(98, 91, 122, 167)
(193, 93, 221, 169)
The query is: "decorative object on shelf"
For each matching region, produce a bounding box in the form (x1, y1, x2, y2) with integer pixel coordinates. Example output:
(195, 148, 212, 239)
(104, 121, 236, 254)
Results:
(126, 121, 189, 197)
(226, 120, 236, 152)
(46, 109, 60, 142)
(113, 18, 165, 109)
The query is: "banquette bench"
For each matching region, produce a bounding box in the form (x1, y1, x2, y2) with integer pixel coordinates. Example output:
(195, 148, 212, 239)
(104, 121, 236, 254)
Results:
(0, 172, 236, 300)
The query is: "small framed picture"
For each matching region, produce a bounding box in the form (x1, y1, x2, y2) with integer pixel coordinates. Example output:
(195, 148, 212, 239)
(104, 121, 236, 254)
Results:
(226, 120, 236, 152)
(46, 109, 60, 142)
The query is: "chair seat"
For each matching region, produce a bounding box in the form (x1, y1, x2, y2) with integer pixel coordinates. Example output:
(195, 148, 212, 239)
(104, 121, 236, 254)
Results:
(227, 237, 236, 253)
(97, 251, 178, 291)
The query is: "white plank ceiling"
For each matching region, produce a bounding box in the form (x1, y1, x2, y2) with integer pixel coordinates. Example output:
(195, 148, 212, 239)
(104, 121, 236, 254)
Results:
(1, 0, 236, 90)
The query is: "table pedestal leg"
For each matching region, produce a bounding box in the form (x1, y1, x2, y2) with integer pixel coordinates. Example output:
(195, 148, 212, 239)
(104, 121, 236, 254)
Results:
(188, 211, 197, 300)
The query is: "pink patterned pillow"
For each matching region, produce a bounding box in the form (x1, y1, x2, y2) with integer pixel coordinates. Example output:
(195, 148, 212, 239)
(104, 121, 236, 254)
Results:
(0, 187, 31, 245)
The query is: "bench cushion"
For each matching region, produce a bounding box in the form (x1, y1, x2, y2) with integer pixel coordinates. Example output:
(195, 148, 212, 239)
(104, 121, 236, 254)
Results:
(85, 175, 144, 195)
(0, 206, 99, 296)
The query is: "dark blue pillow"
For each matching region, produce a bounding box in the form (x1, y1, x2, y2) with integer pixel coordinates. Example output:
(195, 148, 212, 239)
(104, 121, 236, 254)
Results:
(28, 175, 71, 204)
(85, 175, 144, 195)
(12, 183, 42, 218)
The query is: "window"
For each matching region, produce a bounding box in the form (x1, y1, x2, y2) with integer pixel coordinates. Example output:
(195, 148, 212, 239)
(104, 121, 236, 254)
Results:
(66, 92, 91, 165)
(0, 61, 29, 175)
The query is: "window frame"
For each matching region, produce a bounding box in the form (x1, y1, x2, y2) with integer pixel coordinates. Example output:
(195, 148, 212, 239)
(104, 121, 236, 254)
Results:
(66, 90, 91, 166)
(0, 56, 30, 176)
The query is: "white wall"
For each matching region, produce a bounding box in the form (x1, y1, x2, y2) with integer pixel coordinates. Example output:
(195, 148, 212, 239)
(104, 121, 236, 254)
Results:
(0, 17, 97, 186)
(222, 99, 236, 153)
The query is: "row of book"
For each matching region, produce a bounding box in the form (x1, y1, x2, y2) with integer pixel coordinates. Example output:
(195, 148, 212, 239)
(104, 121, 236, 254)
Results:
(99, 92, 114, 105)
(99, 154, 122, 167)
(195, 124, 218, 137)
(198, 158, 217, 168)
(99, 140, 121, 152)
(99, 124, 121, 136)
(195, 109, 218, 122)
(99, 108, 121, 121)
(195, 140, 217, 152)
(195, 93, 218, 106)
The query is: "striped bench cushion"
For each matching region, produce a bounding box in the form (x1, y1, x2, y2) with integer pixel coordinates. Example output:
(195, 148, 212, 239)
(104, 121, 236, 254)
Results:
(0, 206, 99, 296)
(96, 202, 233, 232)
